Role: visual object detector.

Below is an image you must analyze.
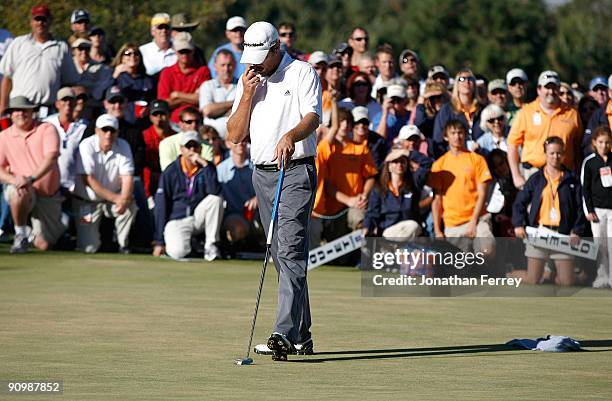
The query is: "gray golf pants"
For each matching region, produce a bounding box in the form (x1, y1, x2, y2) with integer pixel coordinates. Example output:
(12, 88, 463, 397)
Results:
(252, 160, 316, 345)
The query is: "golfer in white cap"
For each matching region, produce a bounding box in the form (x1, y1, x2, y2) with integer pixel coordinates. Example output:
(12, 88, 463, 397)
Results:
(227, 21, 322, 359)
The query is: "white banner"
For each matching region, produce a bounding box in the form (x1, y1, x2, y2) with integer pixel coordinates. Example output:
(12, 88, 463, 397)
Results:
(525, 226, 599, 260)
(308, 230, 364, 270)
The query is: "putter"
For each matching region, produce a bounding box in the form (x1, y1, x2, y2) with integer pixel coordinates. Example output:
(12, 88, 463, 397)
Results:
(235, 160, 286, 366)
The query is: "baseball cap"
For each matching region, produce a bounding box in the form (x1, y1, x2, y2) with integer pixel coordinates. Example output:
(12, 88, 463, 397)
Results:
(589, 76, 608, 91)
(428, 65, 449, 79)
(538, 70, 560, 87)
(89, 26, 105, 36)
(328, 55, 342, 67)
(506, 68, 528, 84)
(333, 42, 352, 56)
(308, 51, 328, 66)
(174, 32, 194, 52)
(150, 13, 171, 27)
(351, 106, 369, 123)
(71, 9, 90, 24)
(226, 16, 247, 31)
(57, 87, 76, 100)
(399, 49, 419, 64)
(180, 130, 201, 146)
(71, 38, 92, 49)
(387, 85, 406, 99)
(398, 125, 424, 141)
(384, 148, 411, 163)
(96, 114, 119, 130)
(240, 22, 279, 65)
(31, 4, 51, 18)
(105, 85, 125, 102)
(171, 13, 199, 30)
(149, 100, 170, 115)
(488, 79, 507, 93)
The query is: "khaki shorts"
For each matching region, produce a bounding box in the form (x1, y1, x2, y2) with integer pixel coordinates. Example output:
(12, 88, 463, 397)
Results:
(524, 226, 573, 261)
(444, 213, 495, 254)
(4, 185, 65, 245)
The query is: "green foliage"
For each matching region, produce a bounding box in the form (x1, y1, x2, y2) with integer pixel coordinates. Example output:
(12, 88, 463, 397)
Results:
(547, 0, 612, 85)
(0, 0, 609, 85)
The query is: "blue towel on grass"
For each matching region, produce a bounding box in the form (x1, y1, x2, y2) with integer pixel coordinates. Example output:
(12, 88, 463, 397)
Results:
(506, 335, 581, 352)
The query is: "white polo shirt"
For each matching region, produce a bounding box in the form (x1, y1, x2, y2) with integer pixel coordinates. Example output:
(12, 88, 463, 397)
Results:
(139, 41, 177, 76)
(199, 77, 237, 138)
(74, 135, 134, 202)
(0, 34, 79, 106)
(230, 52, 322, 165)
(43, 114, 89, 192)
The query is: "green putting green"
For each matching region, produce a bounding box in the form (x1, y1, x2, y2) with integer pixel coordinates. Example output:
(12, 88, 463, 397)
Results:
(1, 248, 611, 400)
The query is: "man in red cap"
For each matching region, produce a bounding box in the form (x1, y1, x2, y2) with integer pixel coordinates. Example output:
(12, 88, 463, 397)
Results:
(0, 4, 79, 118)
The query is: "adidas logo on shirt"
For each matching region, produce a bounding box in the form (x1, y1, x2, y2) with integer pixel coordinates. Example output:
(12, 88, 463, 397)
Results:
(284, 90, 291, 96)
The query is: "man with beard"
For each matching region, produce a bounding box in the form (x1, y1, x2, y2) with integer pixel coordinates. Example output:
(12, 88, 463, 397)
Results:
(507, 70, 582, 189)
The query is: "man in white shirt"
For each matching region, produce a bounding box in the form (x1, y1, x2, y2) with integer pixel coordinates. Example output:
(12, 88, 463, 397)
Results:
(227, 21, 321, 360)
(200, 48, 237, 138)
(139, 13, 176, 77)
(43, 87, 89, 192)
(74, 114, 137, 253)
(0, 5, 79, 117)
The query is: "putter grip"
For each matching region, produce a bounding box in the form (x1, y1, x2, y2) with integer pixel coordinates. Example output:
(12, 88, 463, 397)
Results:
(266, 163, 285, 245)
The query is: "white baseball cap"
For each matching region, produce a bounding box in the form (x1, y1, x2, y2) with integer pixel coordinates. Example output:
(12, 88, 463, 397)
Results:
(240, 21, 279, 65)
(351, 106, 369, 123)
(538, 70, 560, 87)
(226, 16, 247, 31)
(179, 130, 201, 146)
(96, 114, 119, 130)
(398, 125, 424, 140)
(506, 68, 528, 84)
(387, 84, 406, 99)
(308, 51, 328, 66)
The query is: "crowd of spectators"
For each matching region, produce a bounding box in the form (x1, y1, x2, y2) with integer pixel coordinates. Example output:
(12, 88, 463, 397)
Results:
(0, 5, 611, 288)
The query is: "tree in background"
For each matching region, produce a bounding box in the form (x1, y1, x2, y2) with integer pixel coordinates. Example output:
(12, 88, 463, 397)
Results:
(547, 0, 612, 87)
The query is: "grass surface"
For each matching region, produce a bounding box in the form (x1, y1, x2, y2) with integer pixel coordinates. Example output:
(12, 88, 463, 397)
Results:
(1, 248, 611, 401)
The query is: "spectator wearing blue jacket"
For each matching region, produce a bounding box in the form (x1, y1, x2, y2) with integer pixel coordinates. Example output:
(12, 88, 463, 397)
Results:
(432, 68, 484, 158)
(363, 149, 422, 238)
(583, 75, 612, 157)
(153, 131, 224, 260)
(372, 84, 425, 149)
(207, 16, 246, 81)
(512, 136, 586, 286)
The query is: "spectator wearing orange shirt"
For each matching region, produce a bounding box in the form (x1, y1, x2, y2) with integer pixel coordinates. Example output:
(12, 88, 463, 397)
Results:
(311, 101, 378, 248)
(428, 120, 494, 256)
(157, 32, 211, 123)
(507, 70, 582, 190)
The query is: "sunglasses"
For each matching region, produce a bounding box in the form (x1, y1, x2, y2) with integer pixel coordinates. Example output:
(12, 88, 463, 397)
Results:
(402, 57, 417, 64)
(151, 111, 166, 117)
(491, 89, 506, 95)
(592, 86, 608, 92)
(156, 24, 170, 30)
(487, 116, 504, 124)
(279, 32, 294, 38)
(75, 46, 90, 52)
(76, 94, 88, 101)
(33, 16, 48, 23)
(559, 90, 571, 96)
(230, 28, 246, 33)
(108, 99, 125, 104)
(101, 127, 117, 133)
(352, 36, 368, 42)
(429, 95, 443, 102)
(457, 76, 475, 83)
(123, 50, 139, 57)
(509, 79, 525, 86)
(181, 118, 199, 125)
(178, 49, 193, 55)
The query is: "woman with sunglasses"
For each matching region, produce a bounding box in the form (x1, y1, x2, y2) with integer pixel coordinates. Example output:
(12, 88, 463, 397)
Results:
(476, 104, 508, 157)
(512, 136, 586, 286)
(111, 42, 156, 123)
(432, 68, 484, 158)
(559, 82, 576, 107)
(363, 149, 422, 239)
(337, 72, 382, 126)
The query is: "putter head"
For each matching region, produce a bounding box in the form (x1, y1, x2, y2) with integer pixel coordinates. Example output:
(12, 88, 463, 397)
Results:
(234, 357, 254, 366)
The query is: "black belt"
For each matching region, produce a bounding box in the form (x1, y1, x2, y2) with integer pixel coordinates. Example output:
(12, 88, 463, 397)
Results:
(522, 162, 533, 169)
(542, 225, 559, 231)
(255, 156, 314, 172)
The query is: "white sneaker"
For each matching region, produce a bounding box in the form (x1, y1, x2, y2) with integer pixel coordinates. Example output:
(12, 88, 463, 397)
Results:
(204, 244, 221, 261)
(10, 234, 29, 254)
(592, 277, 611, 289)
